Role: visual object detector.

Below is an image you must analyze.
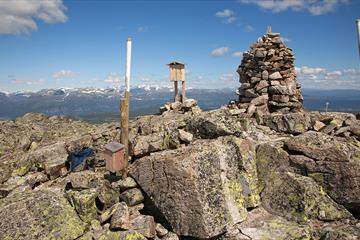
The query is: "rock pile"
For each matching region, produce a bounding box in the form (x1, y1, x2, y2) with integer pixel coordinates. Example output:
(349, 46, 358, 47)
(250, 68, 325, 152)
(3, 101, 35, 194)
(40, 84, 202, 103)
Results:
(159, 98, 201, 115)
(234, 28, 303, 116)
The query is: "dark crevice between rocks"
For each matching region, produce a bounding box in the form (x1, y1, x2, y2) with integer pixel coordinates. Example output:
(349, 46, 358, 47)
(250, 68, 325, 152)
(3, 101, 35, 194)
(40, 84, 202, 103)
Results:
(95, 196, 105, 212)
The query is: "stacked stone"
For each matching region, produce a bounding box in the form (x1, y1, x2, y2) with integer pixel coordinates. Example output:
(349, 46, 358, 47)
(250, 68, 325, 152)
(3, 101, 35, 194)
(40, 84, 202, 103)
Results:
(236, 29, 303, 115)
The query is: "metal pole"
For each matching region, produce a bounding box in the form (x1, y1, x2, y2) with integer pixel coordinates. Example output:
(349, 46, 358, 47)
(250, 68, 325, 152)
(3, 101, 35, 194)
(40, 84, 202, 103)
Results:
(356, 20, 360, 58)
(120, 37, 132, 179)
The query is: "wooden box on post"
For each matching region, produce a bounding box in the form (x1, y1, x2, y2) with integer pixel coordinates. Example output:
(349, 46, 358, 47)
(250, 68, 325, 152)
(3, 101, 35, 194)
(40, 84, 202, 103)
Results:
(168, 61, 185, 81)
(104, 142, 125, 173)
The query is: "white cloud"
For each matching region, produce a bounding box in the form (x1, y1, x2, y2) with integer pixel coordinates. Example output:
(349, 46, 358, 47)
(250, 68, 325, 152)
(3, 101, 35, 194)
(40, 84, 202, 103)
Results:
(232, 51, 244, 57)
(239, 0, 348, 15)
(220, 73, 235, 81)
(296, 65, 360, 89)
(299, 66, 326, 75)
(104, 73, 122, 84)
(215, 9, 237, 23)
(0, 0, 68, 34)
(216, 9, 234, 17)
(52, 70, 78, 78)
(325, 70, 342, 79)
(12, 79, 45, 85)
(211, 47, 229, 57)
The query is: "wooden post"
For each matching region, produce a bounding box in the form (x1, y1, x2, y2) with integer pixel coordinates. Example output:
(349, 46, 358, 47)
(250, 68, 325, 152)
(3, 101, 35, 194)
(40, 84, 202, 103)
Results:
(120, 37, 132, 179)
(174, 81, 178, 102)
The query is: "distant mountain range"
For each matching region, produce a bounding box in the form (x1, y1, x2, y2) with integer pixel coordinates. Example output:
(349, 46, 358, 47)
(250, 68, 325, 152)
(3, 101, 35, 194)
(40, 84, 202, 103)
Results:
(0, 86, 359, 123)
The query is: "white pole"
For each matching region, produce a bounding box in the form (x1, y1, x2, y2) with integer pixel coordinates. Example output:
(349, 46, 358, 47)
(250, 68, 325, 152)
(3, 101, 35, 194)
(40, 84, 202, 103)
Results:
(356, 20, 360, 58)
(125, 37, 132, 92)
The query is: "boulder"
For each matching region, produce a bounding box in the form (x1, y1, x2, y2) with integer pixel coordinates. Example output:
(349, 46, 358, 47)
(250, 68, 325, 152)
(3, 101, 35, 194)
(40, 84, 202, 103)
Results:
(284, 131, 360, 215)
(263, 112, 311, 134)
(66, 188, 98, 223)
(261, 172, 352, 222)
(0, 189, 86, 240)
(130, 136, 259, 238)
(225, 207, 312, 240)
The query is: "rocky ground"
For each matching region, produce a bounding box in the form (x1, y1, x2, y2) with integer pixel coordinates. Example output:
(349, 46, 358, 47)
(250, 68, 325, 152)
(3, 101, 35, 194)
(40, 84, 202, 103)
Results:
(0, 107, 360, 240)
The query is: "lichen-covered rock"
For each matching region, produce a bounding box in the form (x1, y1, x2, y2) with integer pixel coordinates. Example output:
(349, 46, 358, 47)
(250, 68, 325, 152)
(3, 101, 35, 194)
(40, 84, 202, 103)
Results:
(225, 207, 312, 240)
(263, 112, 311, 134)
(261, 172, 352, 222)
(0, 189, 86, 240)
(120, 188, 144, 206)
(130, 136, 259, 238)
(187, 108, 251, 139)
(66, 188, 98, 223)
(284, 131, 360, 216)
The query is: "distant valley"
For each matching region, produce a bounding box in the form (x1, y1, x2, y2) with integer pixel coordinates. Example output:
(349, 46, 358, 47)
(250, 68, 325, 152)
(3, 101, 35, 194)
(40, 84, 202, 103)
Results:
(0, 86, 359, 123)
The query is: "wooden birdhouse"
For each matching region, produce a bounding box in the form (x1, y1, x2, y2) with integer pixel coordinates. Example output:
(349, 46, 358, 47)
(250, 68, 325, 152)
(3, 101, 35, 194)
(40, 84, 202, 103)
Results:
(167, 61, 186, 102)
(104, 142, 125, 173)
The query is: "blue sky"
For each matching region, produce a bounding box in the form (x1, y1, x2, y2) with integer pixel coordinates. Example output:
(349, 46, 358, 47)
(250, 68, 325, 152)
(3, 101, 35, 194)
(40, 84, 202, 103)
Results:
(0, 0, 360, 92)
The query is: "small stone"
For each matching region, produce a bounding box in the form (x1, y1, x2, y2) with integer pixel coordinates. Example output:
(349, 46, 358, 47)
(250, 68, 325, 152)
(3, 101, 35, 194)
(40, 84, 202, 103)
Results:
(261, 70, 269, 80)
(112, 177, 138, 192)
(247, 104, 256, 116)
(269, 72, 282, 80)
(334, 126, 351, 136)
(321, 124, 337, 135)
(240, 83, 251, 89)
(250, 95, 269, 106)
(120, 188, 144, 206)
(110, 202, 130, 230)
(255, 80, 269, 92)
(255, 50, 267, 58)
(250, 77, 261, 84)
(178, 129, 193, 144)
(244, 89, 259, 98)
(182, 99, 197, 110)
(170, 102, 182, 111)
(155, 223, 169, 237)
(129, 215, 156, 238)
(162, 232, 179, 240)
(271, 95, 289, 103)
(313, 121, 326, 131)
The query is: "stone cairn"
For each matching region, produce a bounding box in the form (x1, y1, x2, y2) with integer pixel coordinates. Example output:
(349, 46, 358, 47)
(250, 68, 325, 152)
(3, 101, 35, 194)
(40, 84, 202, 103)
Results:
(233, 27, 304, 116)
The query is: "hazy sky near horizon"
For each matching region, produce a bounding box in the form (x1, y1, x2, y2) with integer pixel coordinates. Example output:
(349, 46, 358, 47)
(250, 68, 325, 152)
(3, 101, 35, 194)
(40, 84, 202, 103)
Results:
(0, 0, 360, 92)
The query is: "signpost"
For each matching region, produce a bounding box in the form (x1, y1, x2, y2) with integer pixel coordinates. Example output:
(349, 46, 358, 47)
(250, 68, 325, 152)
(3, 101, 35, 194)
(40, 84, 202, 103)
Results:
(120, 37, 132, 178)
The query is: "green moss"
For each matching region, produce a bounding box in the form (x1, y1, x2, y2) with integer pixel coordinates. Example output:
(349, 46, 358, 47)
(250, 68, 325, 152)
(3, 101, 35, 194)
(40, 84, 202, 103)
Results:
(295, 123, 305, 132)
(350, 140, 360, 148)
(125, 232, 146, 240)
(11, 163, 31, 177)
(226, 180, 244, 209)
(307, 172, 324, 184)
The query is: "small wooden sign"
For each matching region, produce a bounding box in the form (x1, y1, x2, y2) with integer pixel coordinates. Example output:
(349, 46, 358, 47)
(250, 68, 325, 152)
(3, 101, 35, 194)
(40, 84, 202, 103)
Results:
(104, 142, 125, 173)
(168, 61, 185, 81)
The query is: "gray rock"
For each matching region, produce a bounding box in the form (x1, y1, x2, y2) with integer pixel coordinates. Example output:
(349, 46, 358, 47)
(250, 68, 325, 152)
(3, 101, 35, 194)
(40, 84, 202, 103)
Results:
(178, 129, 193, 143)
(129, 215, 156, 238)
(110, 202, 130, 230)
(112, 177, 138, 192)
(269, 72, 282, 80)
(261, 70, 269, 80)
(0, 189, 86, 240)
(155, 223, 169, 237)
(130, 136, 259, 238)
(120, 188, 144, 206)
